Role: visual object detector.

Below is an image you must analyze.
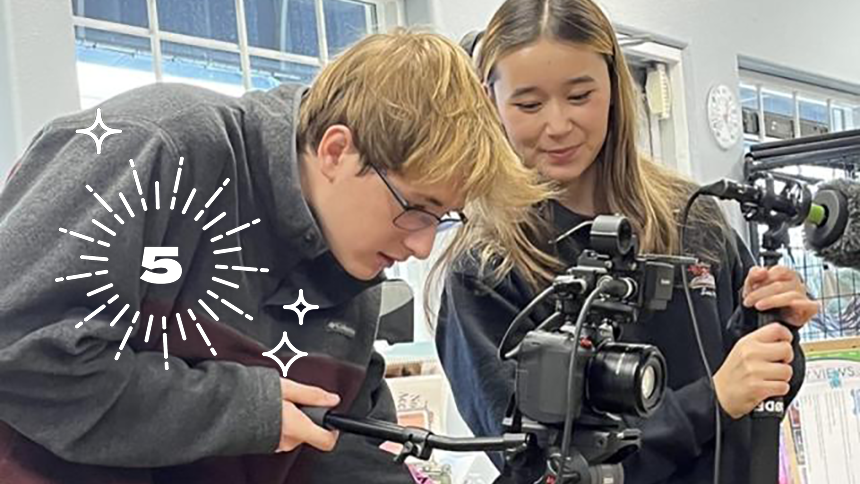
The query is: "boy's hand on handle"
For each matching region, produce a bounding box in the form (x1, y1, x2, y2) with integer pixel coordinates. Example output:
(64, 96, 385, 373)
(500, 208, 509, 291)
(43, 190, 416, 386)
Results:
(713, 323, 795, 419)
(277, 379, 341, 453)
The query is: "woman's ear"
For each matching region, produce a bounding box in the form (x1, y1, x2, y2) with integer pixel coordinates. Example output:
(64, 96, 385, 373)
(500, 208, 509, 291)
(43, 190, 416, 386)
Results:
(484, 82, 499, 107)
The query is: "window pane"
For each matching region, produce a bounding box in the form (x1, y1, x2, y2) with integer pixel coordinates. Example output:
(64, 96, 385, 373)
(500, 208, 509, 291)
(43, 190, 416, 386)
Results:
(740, 85, 760, 137)
(762, 89, 795, 139)
(324, 0, 376, 56)
(799, 99, 828, 123)
(161, 42, 244, 96)
(244, 0, 319, 57)
(250, 56, 319, 90)
(799, 98, 829, 137)
(71, 0, 149, 28)
(75, 27, 155, 109)
(832, 107, 846, 132)
(157, 0, 238, 44)
(762, 89, 794, 116)
(739, 85, 759, 110)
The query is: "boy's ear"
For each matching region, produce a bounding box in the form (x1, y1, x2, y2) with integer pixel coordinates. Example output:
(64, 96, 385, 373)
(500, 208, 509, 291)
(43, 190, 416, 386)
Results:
(317, 125, 355, 182)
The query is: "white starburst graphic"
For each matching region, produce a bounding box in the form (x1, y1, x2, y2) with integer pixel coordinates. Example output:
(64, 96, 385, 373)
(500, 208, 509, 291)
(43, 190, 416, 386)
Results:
(75, 108, 123, 155)
(55, 157, 268, 370)
(262, 331, 308, 378)
(282, 289, 319, 325)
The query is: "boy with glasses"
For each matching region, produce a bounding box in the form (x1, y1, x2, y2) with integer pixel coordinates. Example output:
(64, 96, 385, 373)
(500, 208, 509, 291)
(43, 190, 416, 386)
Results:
(0, 31, 547, 483)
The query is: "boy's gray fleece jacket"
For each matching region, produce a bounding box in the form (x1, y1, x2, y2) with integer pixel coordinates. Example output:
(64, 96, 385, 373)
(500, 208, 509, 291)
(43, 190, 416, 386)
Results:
(0, 83, 414, 483)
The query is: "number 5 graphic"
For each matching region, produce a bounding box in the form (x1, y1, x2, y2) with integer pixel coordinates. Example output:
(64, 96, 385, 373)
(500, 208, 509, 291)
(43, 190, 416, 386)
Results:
(140, 247, 182, 284)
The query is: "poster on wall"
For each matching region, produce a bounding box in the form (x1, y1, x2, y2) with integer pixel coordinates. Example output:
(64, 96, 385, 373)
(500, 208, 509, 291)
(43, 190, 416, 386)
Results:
(781, 337, 860, 484)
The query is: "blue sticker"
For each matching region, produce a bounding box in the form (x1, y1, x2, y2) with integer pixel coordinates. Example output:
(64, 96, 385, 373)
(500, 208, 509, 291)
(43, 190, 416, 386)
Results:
(828, 369, 842, 389)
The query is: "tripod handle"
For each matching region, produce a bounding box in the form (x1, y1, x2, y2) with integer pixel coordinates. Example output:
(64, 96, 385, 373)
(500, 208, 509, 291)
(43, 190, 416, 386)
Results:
(300, 406, 530, 458)
(303, 406, 332, 429)
(749, 309, 787, 484)
(753, 309, 788, 419)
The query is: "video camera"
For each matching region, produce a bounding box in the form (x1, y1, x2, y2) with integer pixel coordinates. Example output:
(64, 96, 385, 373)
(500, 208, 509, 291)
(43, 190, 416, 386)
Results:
(303, 215, 697, 484)
(495, 215, 693, 484)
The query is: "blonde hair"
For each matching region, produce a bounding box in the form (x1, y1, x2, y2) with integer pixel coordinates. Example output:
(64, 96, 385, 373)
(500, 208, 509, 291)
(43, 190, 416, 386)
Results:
(452, 0, 726, 292)
(299, 29, 557, 297)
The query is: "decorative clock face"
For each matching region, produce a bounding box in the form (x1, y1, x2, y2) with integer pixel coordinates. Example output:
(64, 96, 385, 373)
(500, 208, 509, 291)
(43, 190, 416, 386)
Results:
(707, 84, 742, 150)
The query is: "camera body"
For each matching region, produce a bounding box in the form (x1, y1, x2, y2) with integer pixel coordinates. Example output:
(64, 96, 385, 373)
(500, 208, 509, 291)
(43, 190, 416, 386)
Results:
(515, 325, 666, 426)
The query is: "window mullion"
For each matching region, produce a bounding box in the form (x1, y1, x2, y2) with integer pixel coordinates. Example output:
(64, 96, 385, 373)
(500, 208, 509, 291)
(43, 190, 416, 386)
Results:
(315, 0, 329, 64)
(235, 0, 252, 91)
(793, 91, 801, 139)
(147, 0, 164, 82)
(757, 85, 765, 142)
(247, 46, 321, 67)
(72, 17, 151, 37)
(366, 3, 375, 33)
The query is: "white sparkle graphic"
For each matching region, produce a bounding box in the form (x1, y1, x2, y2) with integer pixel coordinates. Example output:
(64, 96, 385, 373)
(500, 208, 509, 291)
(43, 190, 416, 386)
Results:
(282, 289, 319, 326)
(262, 331, 308, 378)
(56, 157, 266, 368)
(75, 108, 122, 155)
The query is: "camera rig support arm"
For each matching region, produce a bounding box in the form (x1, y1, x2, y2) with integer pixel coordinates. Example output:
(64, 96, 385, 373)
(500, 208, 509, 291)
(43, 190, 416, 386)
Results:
(302, 406, 532, 463)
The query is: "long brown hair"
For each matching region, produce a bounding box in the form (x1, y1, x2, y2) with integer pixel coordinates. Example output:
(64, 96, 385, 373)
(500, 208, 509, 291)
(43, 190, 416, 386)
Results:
(431, 0, 726, 300)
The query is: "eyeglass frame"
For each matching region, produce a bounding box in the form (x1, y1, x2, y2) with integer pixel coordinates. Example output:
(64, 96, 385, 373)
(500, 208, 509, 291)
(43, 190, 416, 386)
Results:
(368, 164, 468, 232)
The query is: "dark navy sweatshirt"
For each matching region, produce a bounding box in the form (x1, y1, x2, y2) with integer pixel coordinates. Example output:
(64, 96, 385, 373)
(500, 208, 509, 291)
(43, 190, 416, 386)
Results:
(436, 201, 805, 484)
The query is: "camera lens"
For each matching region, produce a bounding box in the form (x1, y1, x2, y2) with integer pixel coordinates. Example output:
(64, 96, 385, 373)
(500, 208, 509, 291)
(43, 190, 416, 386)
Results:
(586, 343, 666, 417)
(641, 365, 656, 400)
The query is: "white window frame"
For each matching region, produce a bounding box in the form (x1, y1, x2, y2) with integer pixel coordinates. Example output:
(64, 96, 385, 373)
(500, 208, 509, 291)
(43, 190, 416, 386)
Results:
(71, 0, 404, 91)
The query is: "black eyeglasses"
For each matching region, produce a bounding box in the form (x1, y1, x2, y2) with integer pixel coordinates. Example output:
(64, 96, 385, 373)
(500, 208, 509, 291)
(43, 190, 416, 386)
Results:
(369, 164, 468, 232)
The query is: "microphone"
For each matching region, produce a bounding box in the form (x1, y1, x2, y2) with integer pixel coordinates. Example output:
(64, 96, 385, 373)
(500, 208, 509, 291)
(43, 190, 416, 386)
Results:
(699, 177, 855, 268)
(699, 179, 824, 227)
(804, 178, 856, 268)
